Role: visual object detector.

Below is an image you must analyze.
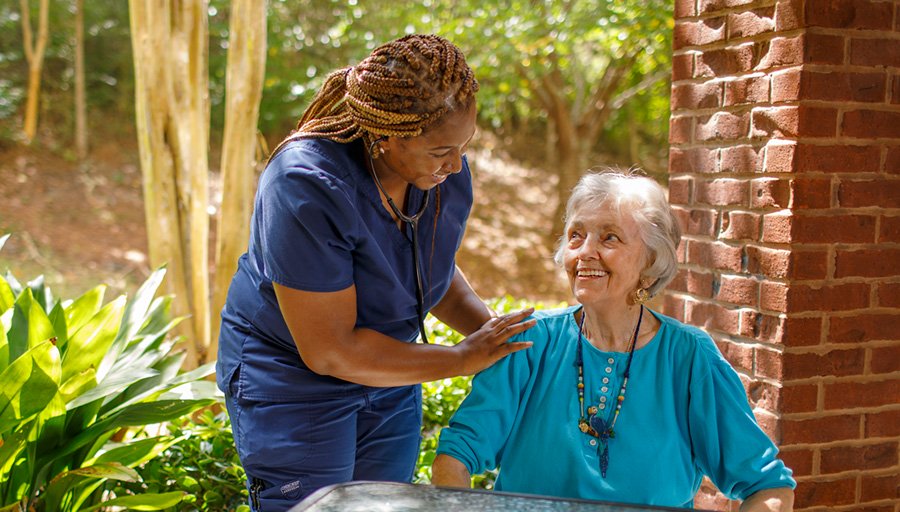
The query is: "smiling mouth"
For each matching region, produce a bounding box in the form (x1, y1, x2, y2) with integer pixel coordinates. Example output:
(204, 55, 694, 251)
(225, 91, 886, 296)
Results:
(577, 269, 608, 278)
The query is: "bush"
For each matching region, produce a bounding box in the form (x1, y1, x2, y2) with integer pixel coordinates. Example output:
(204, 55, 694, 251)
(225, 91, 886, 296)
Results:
(0, 234, 217, 511)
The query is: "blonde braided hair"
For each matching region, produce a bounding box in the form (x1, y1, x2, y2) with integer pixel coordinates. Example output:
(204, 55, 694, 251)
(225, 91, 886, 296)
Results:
(269, 34, 479, 160)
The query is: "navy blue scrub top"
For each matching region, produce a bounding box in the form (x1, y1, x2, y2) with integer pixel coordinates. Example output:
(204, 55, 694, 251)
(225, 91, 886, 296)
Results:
(216, 138, 473, 401)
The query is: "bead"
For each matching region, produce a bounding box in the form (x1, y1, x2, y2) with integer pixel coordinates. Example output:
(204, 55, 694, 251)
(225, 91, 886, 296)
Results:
(577, 383, 584, 389)
(618, 395, 625, 401)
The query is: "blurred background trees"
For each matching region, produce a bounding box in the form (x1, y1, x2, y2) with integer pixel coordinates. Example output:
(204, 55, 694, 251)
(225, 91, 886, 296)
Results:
(0, 0, 673, 366)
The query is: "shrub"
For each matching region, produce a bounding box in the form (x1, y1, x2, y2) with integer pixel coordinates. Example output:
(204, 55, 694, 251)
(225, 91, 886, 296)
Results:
(0, 234, 217, 511)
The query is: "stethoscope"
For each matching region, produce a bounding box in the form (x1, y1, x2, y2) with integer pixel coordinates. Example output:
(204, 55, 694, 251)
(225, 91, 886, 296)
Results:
(366, 137, 431, 344)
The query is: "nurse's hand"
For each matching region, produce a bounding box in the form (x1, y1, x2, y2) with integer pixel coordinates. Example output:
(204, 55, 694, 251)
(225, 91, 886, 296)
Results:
(456, 308, 535, 375)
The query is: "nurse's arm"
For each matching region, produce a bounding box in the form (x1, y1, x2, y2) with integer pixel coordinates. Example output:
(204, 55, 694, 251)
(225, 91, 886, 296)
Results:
(431, 454, 471, 488)
(429, 266, 494, 335)
(273, 282, 533, 387)
(740, 487, 794, 511)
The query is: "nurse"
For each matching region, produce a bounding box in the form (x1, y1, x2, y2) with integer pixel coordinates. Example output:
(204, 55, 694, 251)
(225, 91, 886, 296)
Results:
(216, 34, 534, 511)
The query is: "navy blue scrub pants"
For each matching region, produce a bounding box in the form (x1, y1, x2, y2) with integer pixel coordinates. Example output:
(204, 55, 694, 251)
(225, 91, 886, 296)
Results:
(225, 384, 423, 512)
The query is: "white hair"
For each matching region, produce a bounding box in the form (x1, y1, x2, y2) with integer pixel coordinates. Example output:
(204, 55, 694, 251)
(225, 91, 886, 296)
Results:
(554, 168, 682, 297)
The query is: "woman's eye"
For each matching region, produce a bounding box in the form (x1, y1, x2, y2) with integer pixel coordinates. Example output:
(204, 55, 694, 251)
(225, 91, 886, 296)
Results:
(569, 231, 582, 240)
(605, 233, 620, 242)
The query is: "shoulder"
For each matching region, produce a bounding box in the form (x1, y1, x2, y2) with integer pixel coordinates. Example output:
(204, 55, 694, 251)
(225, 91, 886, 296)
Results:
(511, 305, 579, 349)
(653, 311, 730, 375)
(266, 138, 363, 187)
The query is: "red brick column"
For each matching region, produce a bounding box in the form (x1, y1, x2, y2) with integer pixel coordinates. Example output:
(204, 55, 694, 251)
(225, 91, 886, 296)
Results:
(666, 1, 900, 510)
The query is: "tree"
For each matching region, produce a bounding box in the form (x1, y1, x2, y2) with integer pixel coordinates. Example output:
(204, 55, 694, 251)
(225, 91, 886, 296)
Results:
(74, 0, 87, 159)
(19, 0, 50, 144)
(129, 0, 211, 368)
(211, 0, 267, 350)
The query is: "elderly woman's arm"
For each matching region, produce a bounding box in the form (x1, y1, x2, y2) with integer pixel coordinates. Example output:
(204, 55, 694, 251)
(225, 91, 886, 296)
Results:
(741, 487, 794, 511)
(431, 454, 471, 488)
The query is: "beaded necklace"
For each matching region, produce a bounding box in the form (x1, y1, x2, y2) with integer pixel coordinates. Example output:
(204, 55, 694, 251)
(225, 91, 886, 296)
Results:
(575, 305, 644, 478)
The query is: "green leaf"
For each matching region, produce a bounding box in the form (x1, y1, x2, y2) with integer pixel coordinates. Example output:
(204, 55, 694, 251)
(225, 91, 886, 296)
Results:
(0, 340, 61, 435)
(25, 275, 53, 314)
(60, 462, 141, 482)
(8, 289, 56, 363)
(0, 275, 14, 313)
(41, 462, 142, 512)
(48, 302, 68, 349)
(63, 286, 106, 339)
(0, 314, 8, 370)
(0, 421, 33, 481)
(80, 491, 187, 511)
(65, 367, 158, 410)
(61, 296, 125, 384)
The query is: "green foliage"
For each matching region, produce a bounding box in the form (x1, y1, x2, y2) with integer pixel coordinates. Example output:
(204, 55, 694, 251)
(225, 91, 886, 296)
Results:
(415, 296, 565, 489)
(114, 409, 249, 512)
(0, 234, 217, 511)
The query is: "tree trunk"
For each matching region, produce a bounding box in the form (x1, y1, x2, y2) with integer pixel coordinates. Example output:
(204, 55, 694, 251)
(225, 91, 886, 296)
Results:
(129, 0, 210, 368)
(19, 0, 49, 144)
(210, 0, 267, 353)
(74, 0, 87, 159)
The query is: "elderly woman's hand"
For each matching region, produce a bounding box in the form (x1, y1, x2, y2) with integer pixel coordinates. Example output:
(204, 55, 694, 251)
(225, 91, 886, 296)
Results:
(455, 308, 535, 375)
(740, 487, 794, 511)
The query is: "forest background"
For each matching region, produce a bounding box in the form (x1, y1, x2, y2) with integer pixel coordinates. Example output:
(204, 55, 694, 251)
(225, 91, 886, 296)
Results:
(0, 1, 678, 509)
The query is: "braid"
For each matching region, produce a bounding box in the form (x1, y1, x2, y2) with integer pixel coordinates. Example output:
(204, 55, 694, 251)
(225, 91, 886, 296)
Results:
(270, 34, 479, 160)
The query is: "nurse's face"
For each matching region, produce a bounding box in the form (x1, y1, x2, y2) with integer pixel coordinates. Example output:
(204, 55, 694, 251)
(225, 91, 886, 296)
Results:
(377, 102, 477, 190)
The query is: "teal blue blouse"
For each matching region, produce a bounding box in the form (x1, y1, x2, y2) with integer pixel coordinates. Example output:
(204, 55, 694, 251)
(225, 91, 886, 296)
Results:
(437, 306, 795, 508)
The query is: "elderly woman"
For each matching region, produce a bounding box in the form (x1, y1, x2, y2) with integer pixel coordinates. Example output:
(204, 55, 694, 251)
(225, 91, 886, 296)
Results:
(432, 170, 795, 511)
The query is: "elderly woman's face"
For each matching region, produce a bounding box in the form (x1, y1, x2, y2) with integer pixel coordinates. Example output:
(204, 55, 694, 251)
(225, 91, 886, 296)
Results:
(562, 201, 647, 308)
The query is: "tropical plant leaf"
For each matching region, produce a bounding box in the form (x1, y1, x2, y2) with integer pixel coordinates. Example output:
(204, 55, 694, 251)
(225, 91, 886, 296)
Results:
(48, 302, 68, 349)
(8, 290, 56, 363)
(92, 436, 182, 469)
(65, 367, 158, 410)
(41, 462, 141, 512)
(0, 315, 8, 370)
(63, 285, 106, 338)
(25, 276, 53, 315)
(80, 491, 187, 511)
(60, 296, 125, 384)
(0, 340, 61, 435)
(0, 421, 33, 481)
(0, 274, 14, 313)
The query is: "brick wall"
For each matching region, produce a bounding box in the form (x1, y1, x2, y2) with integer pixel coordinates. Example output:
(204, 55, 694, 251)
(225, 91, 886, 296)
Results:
(666, 1, 900, 510)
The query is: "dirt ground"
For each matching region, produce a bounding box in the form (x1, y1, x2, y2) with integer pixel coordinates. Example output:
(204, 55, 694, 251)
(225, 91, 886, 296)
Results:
(0, 136, 572, 305)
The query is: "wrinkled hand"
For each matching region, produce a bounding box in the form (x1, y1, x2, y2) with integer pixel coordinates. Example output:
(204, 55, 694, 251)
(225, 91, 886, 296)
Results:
(456, 308, 535, 375)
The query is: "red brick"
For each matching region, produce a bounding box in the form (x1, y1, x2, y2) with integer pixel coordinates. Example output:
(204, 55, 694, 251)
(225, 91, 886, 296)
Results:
(803, 71, 886, 103)
(695, 178, 749, 206)
(686, 301, 741, 333)
(761, 280, 789, 312)
(836, 248, 900, 278)
(792, 177, 832, 209)
(804, 32, 845, 65)
(674, 18, 726, 48)
(820, 443, 897, 474)
(783, 348, 866, 379)
(747, 379, 782, 411)
(728, 7, 776, 39)
(782, 382, 818, 412)
(783, 316, 824, 347)
(825, 379, 900, 409)
(756, 36, 804, 70)
(778, 448, 813, 477)
(795, 144, 881, 174)
(843, 110, 900, 139)
(674, 0, 696, 18)
(698, 0, 755, 15)
(860, 474, 899, 502)
(740, 310, 790, 343)
(746, 245, 790, 278)
(886, 146, 900, 174)
(717, 275, 759, 306)
(871, 344, 900, 374)
(753, 410, 780, 440)
(797, 106, 839, 138)
(891, 72, 900, 105)
(668, 177, 692, 205)
(789, 282, 870, 312)
(771, 68, 800, 103)
(761, 211, 792, 244)
(723, 75, 769, 107)
(782, 414, 860, 444)
(830, 314, 900, 344)
(661, 294, 686, 321)
(864, 409, 900, 438)
(721, 145, 763, 173)
(808, 1, 895, 30)
(686, 240, 744, 271)
(686, 269, 715, 297)
(850, 37, 900, 68)
(672, 82, 722, 110)
(838, 179, 900, 208)
(764, 141, 796, 173)
(669, 147, 716, 174)
(669, 116, 693, 144)
(696, 44, 756, 78)
(774, 0, 803, 31)
(795, 477, 856, 506)
(879, 215, 900, 243)
(721, 211, 760, 241)
(878, 282, 900, 307)
(792, 214, 877, 243)
(672, 53, 694, 81)
(673, 207, 719, 236)
(751, 106, 799, 139)
(789, 249, 829, 280)
(716, 339, 754, 372)
(696, 111, 751, 142)
(751, 178, 791, 209)
(756, 346, 784, 380)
